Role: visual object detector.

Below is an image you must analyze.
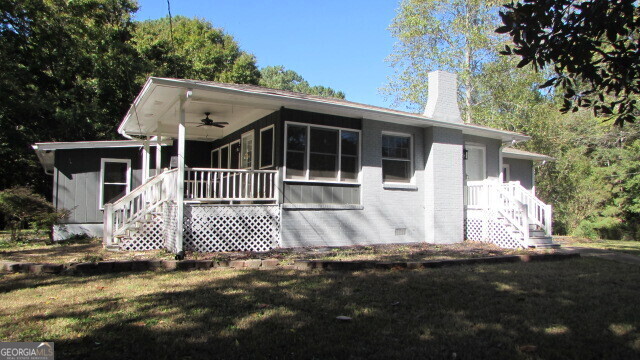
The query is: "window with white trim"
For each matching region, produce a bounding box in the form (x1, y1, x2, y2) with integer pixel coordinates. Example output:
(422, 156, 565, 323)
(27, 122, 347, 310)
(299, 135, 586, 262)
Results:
(285, 123, 360, 182)
(100, 158, 131, 208)
(241, 131, 254, 169)
(381, 133, 412, 183)
(259, 125, 274, 168)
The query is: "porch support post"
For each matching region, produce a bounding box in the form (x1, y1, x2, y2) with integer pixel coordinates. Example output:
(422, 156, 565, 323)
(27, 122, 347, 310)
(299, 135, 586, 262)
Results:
(155, 134, 162, 176)
(142, 139, 151, 182)
(175, 93, 189, 255)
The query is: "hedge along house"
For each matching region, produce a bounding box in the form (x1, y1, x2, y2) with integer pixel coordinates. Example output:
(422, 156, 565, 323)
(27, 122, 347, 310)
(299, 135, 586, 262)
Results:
(32, 70, 557, 253)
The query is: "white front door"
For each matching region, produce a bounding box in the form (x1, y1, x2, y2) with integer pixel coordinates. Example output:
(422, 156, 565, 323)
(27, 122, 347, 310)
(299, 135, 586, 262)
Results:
(465, 145, 486, 181)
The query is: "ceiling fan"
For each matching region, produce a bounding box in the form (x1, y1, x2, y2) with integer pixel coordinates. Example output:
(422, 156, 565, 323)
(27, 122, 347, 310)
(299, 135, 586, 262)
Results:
(189, 112, 228, 128)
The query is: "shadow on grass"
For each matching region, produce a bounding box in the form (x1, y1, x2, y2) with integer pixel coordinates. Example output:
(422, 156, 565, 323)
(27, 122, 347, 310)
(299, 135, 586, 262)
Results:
(4, 258, 640, 359)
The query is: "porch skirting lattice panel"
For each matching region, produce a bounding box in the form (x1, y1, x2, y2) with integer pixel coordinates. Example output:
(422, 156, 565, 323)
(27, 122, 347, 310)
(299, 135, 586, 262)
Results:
(465, 209, 524, 249)
(163, 202, 180, 253)
(183, 204, 281, 252)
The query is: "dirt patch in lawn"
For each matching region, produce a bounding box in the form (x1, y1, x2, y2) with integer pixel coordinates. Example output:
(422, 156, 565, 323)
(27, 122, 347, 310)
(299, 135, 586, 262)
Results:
(1, 234, 550, 265)
(190, 241, 548, 264)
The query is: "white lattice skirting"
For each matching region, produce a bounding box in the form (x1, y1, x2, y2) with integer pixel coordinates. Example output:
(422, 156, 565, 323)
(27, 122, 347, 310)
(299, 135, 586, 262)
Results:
(184, 205, 281, 252)
(465, 209, 525, 249)
(163, 202, 180, 253)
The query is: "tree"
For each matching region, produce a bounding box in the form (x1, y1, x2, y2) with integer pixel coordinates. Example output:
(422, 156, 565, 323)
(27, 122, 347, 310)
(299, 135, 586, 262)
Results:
(0, 0, 141, 194)
(133, 16, 260, 84)
(497, 0, 640, 126)
(0, 187, 67, 241)
(259, 66, 345, 99)
(385, 0, 503, 119)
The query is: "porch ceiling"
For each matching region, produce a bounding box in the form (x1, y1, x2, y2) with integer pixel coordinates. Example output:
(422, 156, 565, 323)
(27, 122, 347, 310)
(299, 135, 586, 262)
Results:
(120, 81, 278, 141)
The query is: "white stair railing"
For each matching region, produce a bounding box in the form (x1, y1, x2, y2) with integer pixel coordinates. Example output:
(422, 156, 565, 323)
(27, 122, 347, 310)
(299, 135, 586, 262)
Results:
(500, 181, 553, 236)
(103, 169, 178, 247)
(184, 168, 278, 202)
(466, 180, 553, 242)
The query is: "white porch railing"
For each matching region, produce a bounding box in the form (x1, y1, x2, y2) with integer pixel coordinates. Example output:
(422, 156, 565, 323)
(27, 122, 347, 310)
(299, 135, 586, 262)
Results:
(500, 181, 553, 236)
(466, 180, 552, 237)
(184, 168, 278, 202)
(103, 169, 179, 247)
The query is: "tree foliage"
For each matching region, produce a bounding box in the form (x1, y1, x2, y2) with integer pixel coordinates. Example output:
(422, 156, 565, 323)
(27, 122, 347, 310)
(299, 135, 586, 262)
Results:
(259, 66, 346, 99)
(0, 0, 141, 194)
(0, 186, 67, 241)
(497, 0, 640, 126)
(385, 0, 503, 119)
(133, 16, 260, 84)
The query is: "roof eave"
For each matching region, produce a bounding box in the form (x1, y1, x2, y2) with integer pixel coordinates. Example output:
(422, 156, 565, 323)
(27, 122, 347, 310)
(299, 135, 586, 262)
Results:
(118, 77, 530, 143)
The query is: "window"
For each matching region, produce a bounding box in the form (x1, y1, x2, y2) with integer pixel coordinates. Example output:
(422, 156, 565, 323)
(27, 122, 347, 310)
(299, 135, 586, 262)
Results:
(502, 163, 510, 183)
(285, 123, 360, 182)
(286, 124, 307, 179)
(220, 145, 229, 169)
(260, 125, 274, 168)
(211, 149, 220, 168)
(341, 131, 359, 182)
(230, 141, 241, 169)
(309, 127, 338, 181)
(100, 158, 131, 208)
(381, 133, 412, 183)
(241, 131, 254, 169)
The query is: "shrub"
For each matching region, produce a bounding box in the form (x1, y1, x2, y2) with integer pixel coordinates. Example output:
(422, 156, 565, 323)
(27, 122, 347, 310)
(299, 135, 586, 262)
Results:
(0, 187, 68, 242)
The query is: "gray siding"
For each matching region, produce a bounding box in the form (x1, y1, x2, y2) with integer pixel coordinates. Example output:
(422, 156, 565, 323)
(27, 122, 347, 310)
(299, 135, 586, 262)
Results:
(504, 158, 534, 190)
(281, 119, 426, 247)
(284, 184, 360, 205)
(463, 134, 501, 181)
(54, 148, 143, 224)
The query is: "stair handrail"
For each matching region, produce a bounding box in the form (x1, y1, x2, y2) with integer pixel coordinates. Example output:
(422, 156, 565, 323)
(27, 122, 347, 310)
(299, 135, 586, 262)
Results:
(501, 181, 552, 236)
(103, 169, 178, 247)
(490, 182, 530, 244)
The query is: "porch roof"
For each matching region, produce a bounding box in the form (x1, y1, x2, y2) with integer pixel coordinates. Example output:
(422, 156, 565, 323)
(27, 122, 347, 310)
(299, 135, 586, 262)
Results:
(118, 77, 530, 143)
(31, 139, 172, 174)
(503, 148, 555, 162)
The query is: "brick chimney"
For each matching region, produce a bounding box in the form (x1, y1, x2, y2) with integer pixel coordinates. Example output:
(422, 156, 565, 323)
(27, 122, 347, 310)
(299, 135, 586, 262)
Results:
(423, 71, 462, 123)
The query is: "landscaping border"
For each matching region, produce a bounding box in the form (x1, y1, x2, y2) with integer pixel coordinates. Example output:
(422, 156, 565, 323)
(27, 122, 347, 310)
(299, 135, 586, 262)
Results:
(0, 253, 580, 275)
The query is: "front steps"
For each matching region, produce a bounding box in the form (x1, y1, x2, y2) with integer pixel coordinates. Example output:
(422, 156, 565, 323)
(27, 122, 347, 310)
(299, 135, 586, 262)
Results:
(524, 226, 560, 249)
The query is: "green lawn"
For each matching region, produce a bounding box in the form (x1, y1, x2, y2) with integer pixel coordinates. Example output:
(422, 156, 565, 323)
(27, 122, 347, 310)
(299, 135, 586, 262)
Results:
(555, 236, 640, 257)
(1, 258, 639, 359)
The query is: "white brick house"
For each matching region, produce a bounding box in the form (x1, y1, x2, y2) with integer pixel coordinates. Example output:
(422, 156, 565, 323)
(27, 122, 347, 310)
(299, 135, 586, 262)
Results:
(33, 71, 556, 254)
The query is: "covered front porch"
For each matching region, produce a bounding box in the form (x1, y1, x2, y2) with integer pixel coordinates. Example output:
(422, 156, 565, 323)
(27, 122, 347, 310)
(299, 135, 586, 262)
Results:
(103, 78, 286, 255)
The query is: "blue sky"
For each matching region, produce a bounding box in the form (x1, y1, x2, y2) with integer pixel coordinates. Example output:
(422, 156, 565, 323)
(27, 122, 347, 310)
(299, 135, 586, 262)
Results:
(134, 0, 401, 108)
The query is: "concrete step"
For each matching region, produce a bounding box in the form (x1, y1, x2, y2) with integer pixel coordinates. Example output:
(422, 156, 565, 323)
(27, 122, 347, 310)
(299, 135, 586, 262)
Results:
(529, 230, 547, 237)
(525, 236, 560, 249)
(104, 244, 121, 252)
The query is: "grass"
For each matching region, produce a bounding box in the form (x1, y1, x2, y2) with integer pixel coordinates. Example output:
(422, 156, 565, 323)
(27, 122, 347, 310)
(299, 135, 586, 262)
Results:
(1, 258, 639, 359)
(554, 236, 640, 257)
(0, 235, 174, 263)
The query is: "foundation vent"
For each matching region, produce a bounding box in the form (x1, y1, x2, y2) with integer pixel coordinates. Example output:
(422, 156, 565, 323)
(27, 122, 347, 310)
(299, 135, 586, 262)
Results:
(395, 228, 407, 236)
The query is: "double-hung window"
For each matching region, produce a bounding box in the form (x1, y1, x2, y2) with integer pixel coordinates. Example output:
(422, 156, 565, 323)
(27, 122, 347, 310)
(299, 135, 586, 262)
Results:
(381, 133, 413, 183)
(259, 125, 275, 169)
(241, 131, 254, 169)
(285, 123, 360, 182)
(100, 158, 131, 208)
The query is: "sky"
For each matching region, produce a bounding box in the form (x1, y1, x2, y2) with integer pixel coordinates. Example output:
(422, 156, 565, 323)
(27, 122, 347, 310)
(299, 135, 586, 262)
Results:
(134, 0, 401, 109)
